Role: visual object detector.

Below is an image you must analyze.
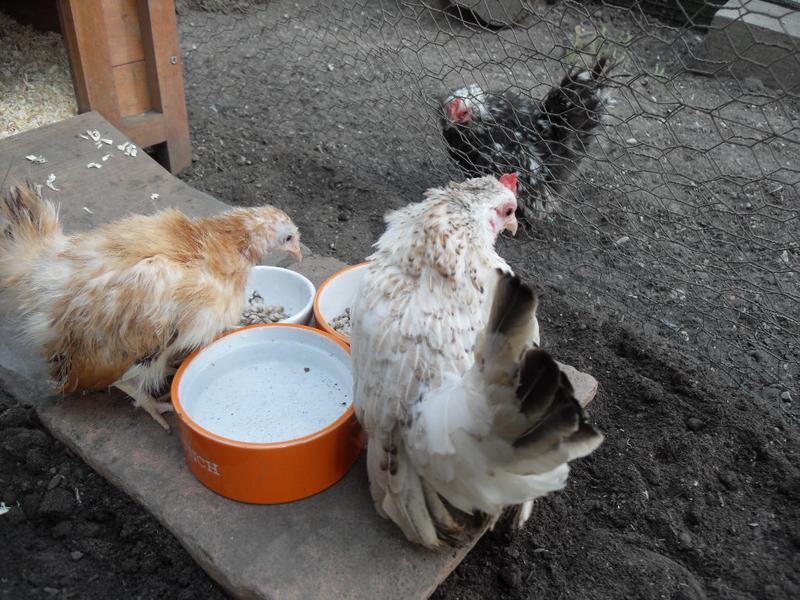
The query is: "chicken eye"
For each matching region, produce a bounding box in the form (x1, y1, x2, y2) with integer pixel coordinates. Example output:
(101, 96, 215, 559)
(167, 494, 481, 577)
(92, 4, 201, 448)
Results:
(505, 208, 513, 217)
(285, 234, 293, 243)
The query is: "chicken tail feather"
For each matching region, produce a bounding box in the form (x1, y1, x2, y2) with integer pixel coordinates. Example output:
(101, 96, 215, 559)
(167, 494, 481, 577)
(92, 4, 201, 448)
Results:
(0, 183, 64, 311)
(476, 270, 538, 373)
(1, 182, 62, 246)
(511, 348, 604, 473)
(533, 56, 610, 191)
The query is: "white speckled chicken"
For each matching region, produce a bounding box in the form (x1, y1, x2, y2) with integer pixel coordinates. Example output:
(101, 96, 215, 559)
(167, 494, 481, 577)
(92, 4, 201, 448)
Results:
(0, 183, 301, 430)
(441, 58, 610, 219)
(351, 175, 603, 548)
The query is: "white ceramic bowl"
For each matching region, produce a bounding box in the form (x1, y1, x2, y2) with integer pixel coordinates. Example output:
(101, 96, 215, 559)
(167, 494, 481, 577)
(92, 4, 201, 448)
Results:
(244, 266, 315, 325)
(313, 262, 369, 346)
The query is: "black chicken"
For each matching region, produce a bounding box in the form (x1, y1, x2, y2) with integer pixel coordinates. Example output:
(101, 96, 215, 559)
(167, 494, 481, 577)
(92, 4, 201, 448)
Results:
(440, 57, 610, 219)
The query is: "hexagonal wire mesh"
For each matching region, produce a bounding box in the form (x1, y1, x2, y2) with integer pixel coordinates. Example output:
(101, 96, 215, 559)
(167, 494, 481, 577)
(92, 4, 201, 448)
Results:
(176, 0, 798, 410)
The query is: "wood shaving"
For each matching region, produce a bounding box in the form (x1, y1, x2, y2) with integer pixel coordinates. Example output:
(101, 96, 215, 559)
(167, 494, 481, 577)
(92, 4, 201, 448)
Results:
(101, 154, 111, 161)
(330, 308, 352, 337)
(82, 206, 93, 214)
(150, 193, 160, 200)
(25, 154, 46, 164)
(45, 173, 59, 191)
(86, 162, 102, 169)
(239, 291, 288, 325)
(87, 130, 101, 142)
(0, 13, 77, 140)
(116, 141, 138, 157)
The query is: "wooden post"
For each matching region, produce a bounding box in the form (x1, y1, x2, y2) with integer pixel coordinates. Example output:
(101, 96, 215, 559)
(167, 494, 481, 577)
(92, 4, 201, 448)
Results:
(57, 0, 192, 174)
(136, 0, 192, 174)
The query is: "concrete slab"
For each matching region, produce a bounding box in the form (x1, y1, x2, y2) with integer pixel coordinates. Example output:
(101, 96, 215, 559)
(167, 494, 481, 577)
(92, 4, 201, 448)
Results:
(0, 113, 601, 600)
(0, 112, 222, 231)
(696, 0, 800, 93)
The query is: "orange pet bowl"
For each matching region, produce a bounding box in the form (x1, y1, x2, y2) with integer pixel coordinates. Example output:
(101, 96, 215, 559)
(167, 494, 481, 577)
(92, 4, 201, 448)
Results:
(313, 262, 369, 346)
(171, 324, 364, 504)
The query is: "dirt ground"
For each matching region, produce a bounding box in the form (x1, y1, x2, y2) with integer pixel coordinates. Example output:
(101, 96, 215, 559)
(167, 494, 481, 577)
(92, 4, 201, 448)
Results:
(2, 1, 799, 599)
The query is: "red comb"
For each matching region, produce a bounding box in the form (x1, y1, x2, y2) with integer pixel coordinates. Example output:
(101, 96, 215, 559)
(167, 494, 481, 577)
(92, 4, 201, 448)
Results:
(447, 97, 464, 121)
(499, 173, 518, 194)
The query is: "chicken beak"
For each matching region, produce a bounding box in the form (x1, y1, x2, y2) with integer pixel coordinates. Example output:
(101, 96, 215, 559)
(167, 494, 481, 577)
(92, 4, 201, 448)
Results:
(289, 247, 303, 263)
(505, 217, 518, 237)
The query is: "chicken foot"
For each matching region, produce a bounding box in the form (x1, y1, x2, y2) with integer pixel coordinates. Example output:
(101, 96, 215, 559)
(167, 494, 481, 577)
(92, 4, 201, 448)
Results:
(423, 482, 466, 546)
(115, 381, 174, 431)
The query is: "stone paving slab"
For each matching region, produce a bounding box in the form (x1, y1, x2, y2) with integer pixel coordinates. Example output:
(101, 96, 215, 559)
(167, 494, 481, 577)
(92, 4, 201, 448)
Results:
(0, 113, 600, 599)
(696, 0, 800, 93)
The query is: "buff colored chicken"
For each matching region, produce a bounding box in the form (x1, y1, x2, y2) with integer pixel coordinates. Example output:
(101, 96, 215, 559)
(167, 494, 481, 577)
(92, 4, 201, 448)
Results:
(0, 183, 301, 430)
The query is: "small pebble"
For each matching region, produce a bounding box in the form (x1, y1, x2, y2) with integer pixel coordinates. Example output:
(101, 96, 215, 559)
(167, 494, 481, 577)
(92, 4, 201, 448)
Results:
(678, 531, 692, 548)
(70, 550, 84, 561)
(46, 474, 64, 490)
(614, 235, 630, 246)
(686, 417, 705, 432)
(718, 470, 739, 491)
(781, 391, 792, 402)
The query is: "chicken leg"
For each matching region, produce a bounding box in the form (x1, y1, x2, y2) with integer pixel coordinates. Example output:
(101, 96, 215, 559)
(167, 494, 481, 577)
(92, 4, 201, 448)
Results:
(115, 381, 174, 431)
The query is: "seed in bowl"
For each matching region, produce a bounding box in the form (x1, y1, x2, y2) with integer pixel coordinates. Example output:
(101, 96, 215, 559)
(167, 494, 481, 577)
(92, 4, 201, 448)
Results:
(330, 307, 352, 337)
(240, 291, 288, 325)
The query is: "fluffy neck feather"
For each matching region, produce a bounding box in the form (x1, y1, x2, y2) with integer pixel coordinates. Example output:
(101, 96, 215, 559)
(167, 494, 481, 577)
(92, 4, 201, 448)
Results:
(369, 187, 499, 285)
(196, 209, 279, 264)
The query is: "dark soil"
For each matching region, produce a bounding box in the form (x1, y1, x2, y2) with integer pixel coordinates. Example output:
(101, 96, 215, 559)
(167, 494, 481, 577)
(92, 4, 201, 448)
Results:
(0, 385, 226, 600)
(2, 1, 799, 599)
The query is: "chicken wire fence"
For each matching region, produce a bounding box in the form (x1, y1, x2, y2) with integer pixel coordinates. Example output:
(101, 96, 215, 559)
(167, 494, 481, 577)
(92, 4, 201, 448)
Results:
(176, 0, 799, 406)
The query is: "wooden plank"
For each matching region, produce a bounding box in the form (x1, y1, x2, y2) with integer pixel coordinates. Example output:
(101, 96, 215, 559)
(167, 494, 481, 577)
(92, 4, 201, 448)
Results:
(121, 111, 167, 148)
(137, 0, 192, 173)
(57, 0, 121, 121)
(113, 61, 153, 116)
(101, 0, 145, 67)
(56, 0, 192, 173)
